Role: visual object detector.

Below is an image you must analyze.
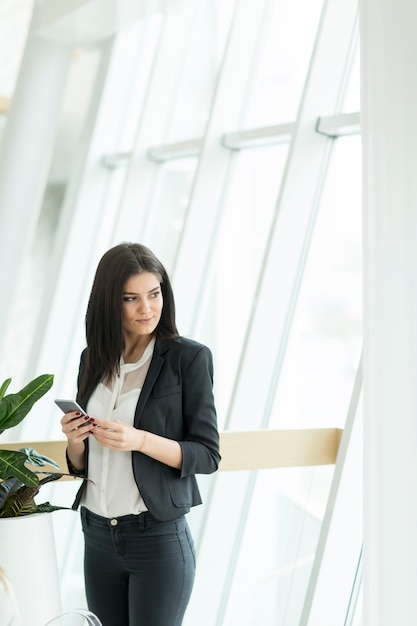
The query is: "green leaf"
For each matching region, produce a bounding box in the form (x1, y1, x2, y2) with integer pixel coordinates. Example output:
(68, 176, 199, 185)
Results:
(0, 492, 38, 517)
(36, 472, 64, 486)
(0, 477, 39, 517)
(35, 502, 69, 514)
(0, 378, 11, 400)
(0, 501, 34, 517)
(0, 450, 39, 486)
(0, 374, 54, 435)
(0, 473, 69, 517)
(20, 447, 60, 469)
(0, 477, 23, 510)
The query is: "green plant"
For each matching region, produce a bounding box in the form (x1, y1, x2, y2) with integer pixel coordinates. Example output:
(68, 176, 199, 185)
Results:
(0, 374, 68, 518)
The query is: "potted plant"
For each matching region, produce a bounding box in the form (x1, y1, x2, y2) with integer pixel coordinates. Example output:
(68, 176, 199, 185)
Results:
(0, 373, 68, 518)
(0, 373, 68, 623)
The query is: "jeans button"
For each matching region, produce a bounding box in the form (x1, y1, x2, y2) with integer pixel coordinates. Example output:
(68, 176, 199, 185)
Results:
(110, 518, 118, 526)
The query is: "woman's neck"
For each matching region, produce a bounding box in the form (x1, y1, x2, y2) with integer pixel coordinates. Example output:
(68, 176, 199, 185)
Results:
(123, 336, 153, 363)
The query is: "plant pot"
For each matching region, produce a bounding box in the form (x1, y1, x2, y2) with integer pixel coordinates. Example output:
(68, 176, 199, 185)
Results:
(0, 513, 62, 625)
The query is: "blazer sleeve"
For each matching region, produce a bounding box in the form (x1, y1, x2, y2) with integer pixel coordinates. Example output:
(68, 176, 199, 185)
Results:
(178, 344, 221, 478)
(66, 349, 89, 479)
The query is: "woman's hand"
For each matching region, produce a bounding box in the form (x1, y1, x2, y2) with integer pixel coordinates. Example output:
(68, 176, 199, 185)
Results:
(91, 418, 183, 469)
(61, 411, 96, 443)
(91, 418, 144, 452)
(61, 411, 96, 473)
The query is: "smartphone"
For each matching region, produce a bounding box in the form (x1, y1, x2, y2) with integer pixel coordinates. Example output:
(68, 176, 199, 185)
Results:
(54, 399, 87, 415)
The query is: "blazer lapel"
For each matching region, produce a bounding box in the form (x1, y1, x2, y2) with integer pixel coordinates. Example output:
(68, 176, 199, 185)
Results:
(134, 337, 172, 426)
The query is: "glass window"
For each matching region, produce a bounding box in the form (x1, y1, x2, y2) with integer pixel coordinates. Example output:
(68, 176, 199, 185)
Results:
(167, 0, 236, 142)
(222, 467, 333, 626)
(195, 144, 289, 425)
(0, 47, 101, 382)
(342, 44, 360, 113)
(0, 0, 34, 99)
(185, 465, 333, 626)
(270, 135, 362, 429)
(241, 0, 324, 129)
(113, 15, 164, 153)
(141, 157, 198, 271)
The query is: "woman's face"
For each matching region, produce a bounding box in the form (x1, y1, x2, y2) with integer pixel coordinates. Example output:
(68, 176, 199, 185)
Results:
(122, 271, 163, 340)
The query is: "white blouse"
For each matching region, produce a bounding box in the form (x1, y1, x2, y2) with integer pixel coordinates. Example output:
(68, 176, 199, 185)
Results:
(81, 337, 155, 518)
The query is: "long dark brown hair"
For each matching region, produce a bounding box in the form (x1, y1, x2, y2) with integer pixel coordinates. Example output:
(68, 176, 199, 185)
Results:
(78, 243, 178, 399)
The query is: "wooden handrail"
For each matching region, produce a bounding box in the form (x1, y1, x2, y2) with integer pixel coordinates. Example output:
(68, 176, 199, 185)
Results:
(219, 428, 342, 471)
(1, 428, 342, 479)
(0, 96, 10, 114)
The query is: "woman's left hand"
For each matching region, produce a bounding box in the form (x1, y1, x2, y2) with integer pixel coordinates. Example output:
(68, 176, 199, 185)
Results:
(91, 417, 182, 469)
(91, 418, 145, 452)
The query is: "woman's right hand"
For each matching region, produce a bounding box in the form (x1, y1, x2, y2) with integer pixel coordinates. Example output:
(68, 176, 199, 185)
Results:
(61, 411, 96, 473)
(61, 411, 95, 443)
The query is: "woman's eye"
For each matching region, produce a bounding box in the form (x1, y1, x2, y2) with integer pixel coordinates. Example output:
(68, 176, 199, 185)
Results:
(150, 291, 160, 298)
(123, 296, 135, 302)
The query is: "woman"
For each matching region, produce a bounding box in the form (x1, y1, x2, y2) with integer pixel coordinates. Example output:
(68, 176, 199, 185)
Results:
(61, 242, 220, 626)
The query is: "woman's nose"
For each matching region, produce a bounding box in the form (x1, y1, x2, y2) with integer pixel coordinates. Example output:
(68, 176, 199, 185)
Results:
(137, 300, 150, 312)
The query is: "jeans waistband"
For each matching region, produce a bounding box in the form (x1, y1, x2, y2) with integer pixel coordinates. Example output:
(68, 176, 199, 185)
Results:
(80, 506, 185, 531)
(81, 506, 152, 527)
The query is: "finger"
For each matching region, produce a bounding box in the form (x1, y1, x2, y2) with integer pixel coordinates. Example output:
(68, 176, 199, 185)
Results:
(62, 411, 85, 427)
(89, 417, 110, 430)
(63, 416, 96, 438)
(93, 431, 123, 451)
(94, 428, 117, 443)
(67, 429, 90, 442)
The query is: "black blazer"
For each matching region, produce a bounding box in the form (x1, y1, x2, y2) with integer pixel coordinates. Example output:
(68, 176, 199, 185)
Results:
(69, 336, 221, 521)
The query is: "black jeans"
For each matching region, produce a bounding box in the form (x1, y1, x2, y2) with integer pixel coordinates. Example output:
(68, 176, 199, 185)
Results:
(80, 507, 196, 626)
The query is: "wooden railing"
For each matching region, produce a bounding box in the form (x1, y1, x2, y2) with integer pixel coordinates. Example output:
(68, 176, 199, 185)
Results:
(2, 428, 343, 477)
(0, 96, 10, 114)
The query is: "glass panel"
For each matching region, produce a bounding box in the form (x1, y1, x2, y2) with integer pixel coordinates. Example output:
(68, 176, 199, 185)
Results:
(0, 0, 34, 98)
(344, 548, 363, 625)
(241, 0, 324, 129)
(167, 0, 236, 142)
(185, 466, 333, 626)
(305, 398, 362, 624)
(269, 135, 362, 429)
(0, 47, 101, 382)
(342, 43, 360, 113)
(142, 157, 198, 271)
(112, 15, 163, 153)
(222, 466, 333, 626)
(194, 144, 289, 425)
